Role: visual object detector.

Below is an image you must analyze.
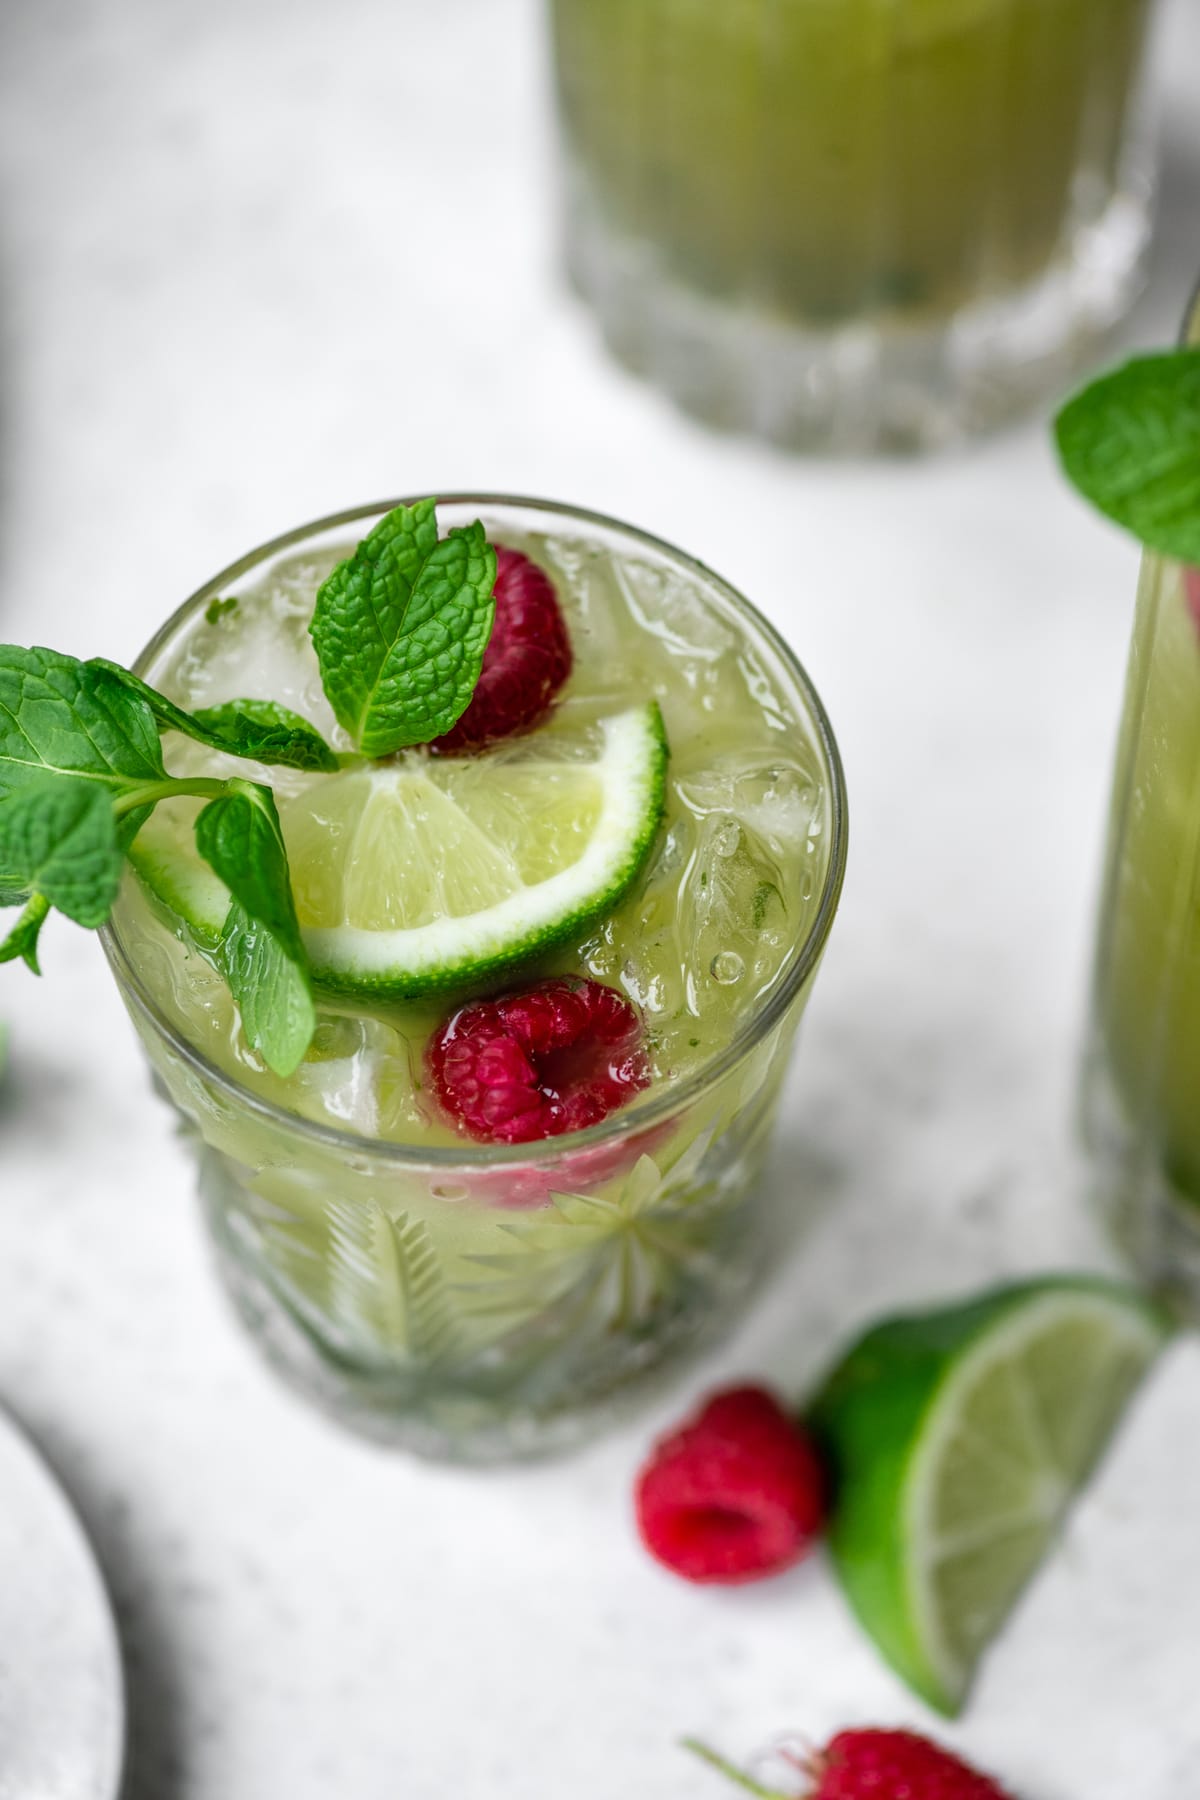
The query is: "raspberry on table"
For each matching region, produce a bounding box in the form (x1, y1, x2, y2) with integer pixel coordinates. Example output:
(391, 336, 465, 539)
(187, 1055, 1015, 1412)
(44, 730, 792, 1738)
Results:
(811, 1730, 1014, 1800)
(432, 545, 572, 753)
(689, 1726, 1014, 1799)
(635, 1384, 826, 1585)
(427, 976, 649, 1145)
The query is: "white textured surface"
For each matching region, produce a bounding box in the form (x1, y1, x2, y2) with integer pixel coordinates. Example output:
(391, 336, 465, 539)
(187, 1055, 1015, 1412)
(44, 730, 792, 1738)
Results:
(1, 2, 1200, 1795)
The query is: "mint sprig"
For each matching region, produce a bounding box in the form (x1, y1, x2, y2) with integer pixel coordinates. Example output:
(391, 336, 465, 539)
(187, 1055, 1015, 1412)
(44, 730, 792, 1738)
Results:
(191, 699, 339, 772)
(0, 895, 50, 973)
(1054, 348, 1200, 564)
(0, 649, 314, 1073)
(310, 499, 497, 755)
(0, 778, 122, 928)
(194, 782, 315, 1077)
(0, 646, 166, 798)
(0, 498, 498, 1075)
(92, 662, 339, 773)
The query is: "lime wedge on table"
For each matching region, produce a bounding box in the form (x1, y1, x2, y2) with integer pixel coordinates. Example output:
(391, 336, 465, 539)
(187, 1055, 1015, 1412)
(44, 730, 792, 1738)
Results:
(809, 1276, 1169, 1716)
(130, 702, 667, 998)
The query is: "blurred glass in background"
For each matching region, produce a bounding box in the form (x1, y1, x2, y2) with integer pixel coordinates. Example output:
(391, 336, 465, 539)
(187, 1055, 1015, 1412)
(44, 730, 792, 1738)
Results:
(549, 0, 1159, 451)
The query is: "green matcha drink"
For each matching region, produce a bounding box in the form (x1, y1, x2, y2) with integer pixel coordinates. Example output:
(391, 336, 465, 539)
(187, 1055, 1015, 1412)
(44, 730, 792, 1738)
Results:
(95, 498, 846, 1457)
(550, 0, 1156, 448)
(1084, 557, 1200, 1306)
(1069, 298, 1200, 1317)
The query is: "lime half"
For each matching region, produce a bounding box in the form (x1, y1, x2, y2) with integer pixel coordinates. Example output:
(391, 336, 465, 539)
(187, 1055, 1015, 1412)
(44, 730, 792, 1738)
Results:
(809, 1276, 1169, 1715)
(130, 702, 667, 998)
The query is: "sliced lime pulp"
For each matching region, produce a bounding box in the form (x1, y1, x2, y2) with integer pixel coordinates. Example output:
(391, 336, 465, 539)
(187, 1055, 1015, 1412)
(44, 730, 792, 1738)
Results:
(809, 1275, 1169, 1714)
(130, 701, 668, 999)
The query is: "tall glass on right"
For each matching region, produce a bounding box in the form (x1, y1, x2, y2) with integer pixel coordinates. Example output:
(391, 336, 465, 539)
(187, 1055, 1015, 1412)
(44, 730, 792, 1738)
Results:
(1082, 294, 1200, 1317)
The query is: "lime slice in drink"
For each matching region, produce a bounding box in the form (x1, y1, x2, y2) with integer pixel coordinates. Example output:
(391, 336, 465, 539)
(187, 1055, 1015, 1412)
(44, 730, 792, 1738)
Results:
(130, 701, 667, 998)
(809, 1276, 1169, 1715)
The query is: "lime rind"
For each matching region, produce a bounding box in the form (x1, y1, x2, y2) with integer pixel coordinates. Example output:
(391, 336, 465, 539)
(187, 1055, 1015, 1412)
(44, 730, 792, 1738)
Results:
(129, 702, 668, 1001)
(810, 1276, 1169, 1716)
(128, 831, 227, 953)
(905, 1281, 1166, 1710)
(305, 703, 667, 996)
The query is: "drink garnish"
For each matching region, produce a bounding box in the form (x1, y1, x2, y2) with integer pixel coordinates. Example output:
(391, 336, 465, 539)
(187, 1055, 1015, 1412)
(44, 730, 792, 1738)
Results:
(432, 545, 572, 753)
(428, 975, 648, 1144)
(1055, 347, 1200, 563)
(129, 700, 667, 1001)
(92, 664, 340, 772)
(309, 497, 497, 755)
(0, 501, 603, 1076)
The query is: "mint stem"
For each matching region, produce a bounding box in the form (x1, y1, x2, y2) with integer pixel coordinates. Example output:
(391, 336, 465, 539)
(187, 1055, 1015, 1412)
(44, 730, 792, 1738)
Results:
(681, 1739, 792, 1798)
(0, 893, 51, 974)
(112, 776, 231, 817)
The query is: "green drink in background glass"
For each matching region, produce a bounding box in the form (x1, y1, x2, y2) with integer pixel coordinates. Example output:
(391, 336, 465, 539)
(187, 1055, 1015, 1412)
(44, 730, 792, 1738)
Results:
(97, 498, 846, 1460)
(550, 0, 1157, 450)
(1081, 296, 1200, 1318)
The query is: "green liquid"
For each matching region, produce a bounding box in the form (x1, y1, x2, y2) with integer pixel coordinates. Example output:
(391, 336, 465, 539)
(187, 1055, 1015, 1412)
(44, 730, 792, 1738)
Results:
(112, 525, 831, 1144)
(551, 0, 1151, 321)
(105, 510, 842, 1453)
(1094, 562, 1200, 1201)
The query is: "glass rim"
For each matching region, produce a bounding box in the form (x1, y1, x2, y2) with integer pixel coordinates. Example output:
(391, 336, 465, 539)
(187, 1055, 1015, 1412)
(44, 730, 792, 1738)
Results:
(100, 492, 849, 1168)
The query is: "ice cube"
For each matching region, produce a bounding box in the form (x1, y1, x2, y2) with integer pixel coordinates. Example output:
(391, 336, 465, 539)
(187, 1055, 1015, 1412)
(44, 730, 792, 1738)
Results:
(676, 754, 820, 856)
(612, 559, 738, 662)
(164, 557, 341, 741)
(287, 1016, 434, 1139)
(672, 754, 825, 1016)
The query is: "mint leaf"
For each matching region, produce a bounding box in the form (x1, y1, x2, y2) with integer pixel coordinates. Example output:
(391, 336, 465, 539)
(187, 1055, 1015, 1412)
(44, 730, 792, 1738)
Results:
(0, 778, 121, 927)
(310, 498, 440, 740)
(310, 501, 498, 756)
(194, 780, 315, 1076)
(217, 902, 316, 1081)
(0, 894, 51, 973)
(358, 521, 497, 756)
(0, 647, 165, 800)
(90, 662, 338, 773)
(1055, 350, 1200, 563)
(192, 699, 338, 772)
